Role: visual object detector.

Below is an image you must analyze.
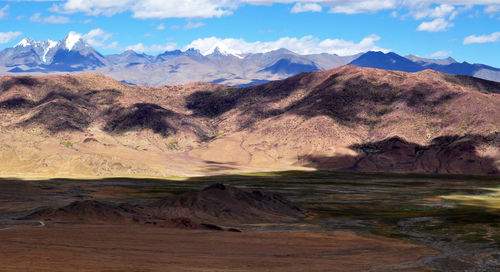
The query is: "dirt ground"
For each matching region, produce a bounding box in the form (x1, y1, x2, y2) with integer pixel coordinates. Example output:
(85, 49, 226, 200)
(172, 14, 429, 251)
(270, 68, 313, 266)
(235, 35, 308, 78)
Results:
(0, 224, 437, 272)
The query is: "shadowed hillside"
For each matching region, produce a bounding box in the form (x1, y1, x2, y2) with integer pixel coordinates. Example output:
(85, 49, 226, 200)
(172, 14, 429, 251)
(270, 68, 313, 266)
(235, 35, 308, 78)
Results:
(21, 184, 305, 226)
(0, 66, 498, 177)
(301, 134, 499, 175)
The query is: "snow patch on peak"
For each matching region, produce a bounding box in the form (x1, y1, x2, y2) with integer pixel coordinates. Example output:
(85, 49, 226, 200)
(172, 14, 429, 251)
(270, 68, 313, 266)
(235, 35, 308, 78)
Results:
(15, 38, 33, 48)
(203, 41, 243, 59)
(64, 32, 82, 51)
(42, 40, 58, 63)
(47, 40, 57, 48)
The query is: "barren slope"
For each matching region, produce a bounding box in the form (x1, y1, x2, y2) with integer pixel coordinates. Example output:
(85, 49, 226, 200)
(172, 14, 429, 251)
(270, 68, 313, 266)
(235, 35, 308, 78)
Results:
(22, 184, 305, 226)
(0, 66, 498, 177)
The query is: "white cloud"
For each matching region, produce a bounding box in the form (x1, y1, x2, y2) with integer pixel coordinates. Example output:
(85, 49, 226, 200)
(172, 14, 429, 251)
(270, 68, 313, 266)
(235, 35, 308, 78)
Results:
(183, 34, 388, 56)
(51, 0, 234, 18)
(171, 22, 206, 30)
(417, 18, 453, 32)
(484, 4, 500, 14)
(102, 41, 119, 50)
(67, 28, 119, 49)
(43, 15, 71, 23)
(49, 0, 133, 16)
(133, 0, 234, 19)
(184, 22, 205, 29)
(47, 0, 500, 19)
(82, 28, 112, 47)
(429, 50, 452, 57)
(463, 32, 500, 44)
(0, 5, 9, 19)
(29, 12, 71, 23)
(0, 31, 22, 44)
(328, 0, 397, 14)
(156, 23, 165, 30)
(38, 0, 500, 28)
(412, 4, 455, 19)
(29, 12, 41, 21)
(291, 3, 322, 13)
(126, 42, 178, 53)
(409, 4, 472, 31)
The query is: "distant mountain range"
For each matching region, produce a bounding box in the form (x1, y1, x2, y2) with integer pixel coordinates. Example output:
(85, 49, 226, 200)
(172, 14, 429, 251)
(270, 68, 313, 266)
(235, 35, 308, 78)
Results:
(1, 33, 499, 86)
(350, 51, 500, 83)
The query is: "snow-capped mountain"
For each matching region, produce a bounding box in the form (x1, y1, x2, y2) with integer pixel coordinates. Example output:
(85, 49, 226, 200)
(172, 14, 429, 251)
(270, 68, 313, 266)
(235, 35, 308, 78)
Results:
(62, 31, 83, 51)
(203, 41, 243, 59)
(14, 38, 58, 63)
(0, 32, 106, 72)
(49, 32, 107, 70)
(0, 34, 499, 86)
(0, 38, 53, 67)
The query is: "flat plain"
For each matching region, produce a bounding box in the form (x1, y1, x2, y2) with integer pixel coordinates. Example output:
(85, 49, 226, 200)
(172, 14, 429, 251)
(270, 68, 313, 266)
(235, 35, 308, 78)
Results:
(0, 171, 499, 271)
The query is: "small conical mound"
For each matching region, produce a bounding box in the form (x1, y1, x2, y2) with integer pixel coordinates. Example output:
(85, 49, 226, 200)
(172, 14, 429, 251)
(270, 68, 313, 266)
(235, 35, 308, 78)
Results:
(150, 184, 306, 223)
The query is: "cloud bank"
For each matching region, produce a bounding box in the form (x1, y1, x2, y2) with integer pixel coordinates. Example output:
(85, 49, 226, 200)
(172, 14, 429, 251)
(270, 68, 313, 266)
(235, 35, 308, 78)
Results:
(464, 32, 500, 44)
(184, 34, 388, 56)
(48, 0, 500, 19)
(0, 32, 23, 44)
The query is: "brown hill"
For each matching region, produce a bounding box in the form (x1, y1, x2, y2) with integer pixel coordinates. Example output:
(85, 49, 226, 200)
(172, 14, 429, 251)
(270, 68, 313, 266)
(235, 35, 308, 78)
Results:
(22, 200, 139, 224)
(21, 200, 223, 230)
(21, 184, 304, 227)
(149, 183, 306, 223)
(0, 66, 498, 177)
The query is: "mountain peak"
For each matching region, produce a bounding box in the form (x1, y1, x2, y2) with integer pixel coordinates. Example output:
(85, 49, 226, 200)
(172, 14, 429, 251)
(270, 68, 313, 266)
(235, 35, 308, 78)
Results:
(15, 38, 37, 48)
(267, 48, 297, 55)
(184, 48, 202, 56)
(41, 40, 58, 63)
(405, 54, 458, 66)
(204, 41, 243, 59)
(123, 49, 139, 55)
(349, 51, 424, 73)
(62, 32, 84, 51)
(445, 57, 457, 63)
(158, 49, 183, 56)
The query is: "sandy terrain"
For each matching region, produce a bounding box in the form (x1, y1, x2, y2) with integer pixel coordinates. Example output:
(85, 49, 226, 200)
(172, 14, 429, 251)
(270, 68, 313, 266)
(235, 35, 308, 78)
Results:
(0, 224, 437, 272)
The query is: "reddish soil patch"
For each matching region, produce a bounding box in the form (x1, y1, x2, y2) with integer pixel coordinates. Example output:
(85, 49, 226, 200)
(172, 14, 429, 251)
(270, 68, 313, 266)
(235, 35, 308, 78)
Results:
(0, 224, 438, 272)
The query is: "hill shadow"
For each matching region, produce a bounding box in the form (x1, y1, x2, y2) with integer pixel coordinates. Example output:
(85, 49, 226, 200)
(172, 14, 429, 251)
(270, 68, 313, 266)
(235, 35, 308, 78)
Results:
(0, 77, 40, 92)
(185, 72, 462, 128)
(104, 103, 178, 136)
(300, 134, 499, 175)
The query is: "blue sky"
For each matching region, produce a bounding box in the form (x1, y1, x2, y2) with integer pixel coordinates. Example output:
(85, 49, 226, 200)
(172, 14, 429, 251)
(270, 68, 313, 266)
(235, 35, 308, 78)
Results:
(0, 0, 499, 66)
